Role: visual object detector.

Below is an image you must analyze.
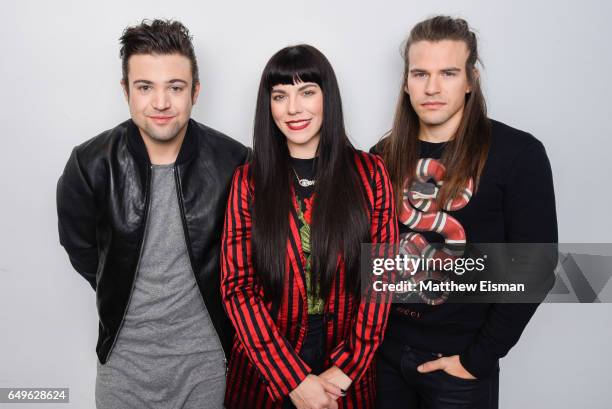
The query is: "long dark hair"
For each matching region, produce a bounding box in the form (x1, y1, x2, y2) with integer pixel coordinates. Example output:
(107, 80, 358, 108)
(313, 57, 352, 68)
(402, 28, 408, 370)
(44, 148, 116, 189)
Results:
(252, 44, 370, 302)
(377, 16, 491, 210)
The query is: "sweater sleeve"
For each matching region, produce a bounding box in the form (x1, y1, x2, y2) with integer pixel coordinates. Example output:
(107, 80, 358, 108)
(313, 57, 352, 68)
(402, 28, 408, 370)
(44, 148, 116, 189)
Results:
(459, 138, 558, 378)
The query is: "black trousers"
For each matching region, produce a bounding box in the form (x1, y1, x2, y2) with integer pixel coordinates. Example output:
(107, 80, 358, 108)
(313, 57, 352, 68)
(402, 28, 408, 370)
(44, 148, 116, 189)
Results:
(283, 314, 326, 408)
(376, 337, 499, 409)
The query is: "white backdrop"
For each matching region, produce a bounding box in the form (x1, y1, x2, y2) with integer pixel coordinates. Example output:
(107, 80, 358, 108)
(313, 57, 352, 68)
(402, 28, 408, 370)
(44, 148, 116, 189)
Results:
(1, 0, 611, 408)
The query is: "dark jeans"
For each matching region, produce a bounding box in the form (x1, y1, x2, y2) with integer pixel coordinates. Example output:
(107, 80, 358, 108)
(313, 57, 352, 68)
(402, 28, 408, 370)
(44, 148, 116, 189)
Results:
(376, 337, 499, 409)
(283, 314, 326, 409)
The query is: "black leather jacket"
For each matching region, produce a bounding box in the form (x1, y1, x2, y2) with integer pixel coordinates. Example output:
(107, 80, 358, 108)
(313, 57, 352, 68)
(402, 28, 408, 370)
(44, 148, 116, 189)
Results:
(56, 119, 249, 364)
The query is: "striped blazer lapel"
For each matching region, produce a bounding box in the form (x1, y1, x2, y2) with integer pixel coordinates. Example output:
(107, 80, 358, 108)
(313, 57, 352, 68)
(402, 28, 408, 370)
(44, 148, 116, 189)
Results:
(286, 185, 308, 306)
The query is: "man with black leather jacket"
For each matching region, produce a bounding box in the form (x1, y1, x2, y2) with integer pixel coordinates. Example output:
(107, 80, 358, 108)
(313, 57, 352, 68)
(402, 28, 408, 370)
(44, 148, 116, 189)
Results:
(56, 20, 249, 409)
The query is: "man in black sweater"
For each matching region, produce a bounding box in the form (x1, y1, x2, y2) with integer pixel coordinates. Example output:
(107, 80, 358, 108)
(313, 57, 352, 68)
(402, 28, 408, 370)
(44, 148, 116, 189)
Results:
(372, 16, 557, 409)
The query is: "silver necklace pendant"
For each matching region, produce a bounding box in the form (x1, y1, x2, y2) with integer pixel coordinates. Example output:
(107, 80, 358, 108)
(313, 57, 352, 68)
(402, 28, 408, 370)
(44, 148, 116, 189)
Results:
(292, 166, 316, 187)
(298, 178, 316, 187)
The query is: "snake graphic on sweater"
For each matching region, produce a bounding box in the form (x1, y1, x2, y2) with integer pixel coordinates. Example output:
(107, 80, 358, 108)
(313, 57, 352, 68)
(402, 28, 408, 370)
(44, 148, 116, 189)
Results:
(398, 158, 473, 305)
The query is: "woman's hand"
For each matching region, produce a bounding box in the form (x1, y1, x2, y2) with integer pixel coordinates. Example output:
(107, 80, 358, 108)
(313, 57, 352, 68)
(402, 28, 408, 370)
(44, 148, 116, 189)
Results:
(289, 374, 343, 409)
(319, 365, 352, 392)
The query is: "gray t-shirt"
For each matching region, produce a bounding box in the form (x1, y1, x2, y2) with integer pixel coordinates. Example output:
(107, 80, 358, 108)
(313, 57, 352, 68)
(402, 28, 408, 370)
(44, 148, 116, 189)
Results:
(96, 164, 226, 409)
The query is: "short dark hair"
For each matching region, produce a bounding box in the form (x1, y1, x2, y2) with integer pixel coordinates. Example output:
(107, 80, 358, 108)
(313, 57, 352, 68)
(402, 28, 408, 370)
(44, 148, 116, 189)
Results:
(119, 19, 199, 93)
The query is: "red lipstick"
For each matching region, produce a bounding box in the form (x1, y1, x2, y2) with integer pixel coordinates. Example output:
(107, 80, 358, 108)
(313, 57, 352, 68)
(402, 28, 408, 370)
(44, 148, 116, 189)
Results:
(286, 119, 311, 131)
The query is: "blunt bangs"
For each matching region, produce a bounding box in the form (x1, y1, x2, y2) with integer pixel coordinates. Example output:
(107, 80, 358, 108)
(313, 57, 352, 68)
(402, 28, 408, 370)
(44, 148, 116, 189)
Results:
(263, 46, 323, 89)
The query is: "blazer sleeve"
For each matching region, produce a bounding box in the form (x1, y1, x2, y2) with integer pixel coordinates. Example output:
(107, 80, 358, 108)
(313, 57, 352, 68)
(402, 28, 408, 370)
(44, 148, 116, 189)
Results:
(329, 155, 398, 382)
(56, 147, 99, 290)
(221, 166, 311, 402)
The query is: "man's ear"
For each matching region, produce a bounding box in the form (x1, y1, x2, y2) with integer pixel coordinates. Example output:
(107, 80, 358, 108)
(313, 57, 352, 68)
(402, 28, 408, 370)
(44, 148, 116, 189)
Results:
(467, 68, 480, 94)
(192, 81, 201, 105)
(120, 79, 129, 102)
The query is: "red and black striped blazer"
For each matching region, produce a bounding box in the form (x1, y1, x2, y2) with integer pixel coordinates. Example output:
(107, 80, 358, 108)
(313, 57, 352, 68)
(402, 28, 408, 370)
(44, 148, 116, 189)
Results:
(221, 151, 398, 409)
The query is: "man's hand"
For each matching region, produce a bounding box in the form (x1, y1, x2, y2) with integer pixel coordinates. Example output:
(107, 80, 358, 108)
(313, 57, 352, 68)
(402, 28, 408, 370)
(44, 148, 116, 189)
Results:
(319, 365, 352, 392)
(417, 354, 476, 380)
(289, 374, 342, 409)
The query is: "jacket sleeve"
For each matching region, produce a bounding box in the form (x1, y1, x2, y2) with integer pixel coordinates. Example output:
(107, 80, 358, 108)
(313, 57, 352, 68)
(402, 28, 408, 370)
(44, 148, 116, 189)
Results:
(221, 166, 311, 402)
(329, 155, 398, 382)
(459, 139, 558, 378)
(56, 147, 99, 290)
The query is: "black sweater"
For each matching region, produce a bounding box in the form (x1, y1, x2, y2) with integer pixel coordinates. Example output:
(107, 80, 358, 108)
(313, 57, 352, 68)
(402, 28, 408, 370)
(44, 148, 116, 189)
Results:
(371, 119, 558, 378)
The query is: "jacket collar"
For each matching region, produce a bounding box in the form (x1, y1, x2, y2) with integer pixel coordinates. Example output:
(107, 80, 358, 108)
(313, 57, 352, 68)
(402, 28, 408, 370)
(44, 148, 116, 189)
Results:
(126, 118, 198, 165)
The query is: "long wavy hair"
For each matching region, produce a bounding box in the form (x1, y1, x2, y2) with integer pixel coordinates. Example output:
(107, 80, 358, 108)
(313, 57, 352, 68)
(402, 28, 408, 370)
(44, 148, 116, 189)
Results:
(377, 16, 491, 211)
(251, 44, 370, 302)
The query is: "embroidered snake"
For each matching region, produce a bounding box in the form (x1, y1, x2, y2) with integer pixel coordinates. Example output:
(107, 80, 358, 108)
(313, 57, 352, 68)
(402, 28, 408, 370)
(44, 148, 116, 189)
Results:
(398, 158, 473, 305)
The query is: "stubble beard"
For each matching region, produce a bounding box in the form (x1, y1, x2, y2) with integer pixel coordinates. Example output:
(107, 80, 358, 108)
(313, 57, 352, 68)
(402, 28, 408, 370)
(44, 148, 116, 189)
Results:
(141, 120, 184, 144)
(417, 103, 464, 129)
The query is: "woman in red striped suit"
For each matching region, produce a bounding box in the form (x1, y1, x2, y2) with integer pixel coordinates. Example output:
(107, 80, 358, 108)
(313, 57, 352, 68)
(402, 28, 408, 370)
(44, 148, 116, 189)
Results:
(221, 44, 398, 409)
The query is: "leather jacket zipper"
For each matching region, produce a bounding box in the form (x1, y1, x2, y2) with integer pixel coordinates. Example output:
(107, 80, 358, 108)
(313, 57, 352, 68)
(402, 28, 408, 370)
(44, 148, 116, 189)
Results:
(106, 164, 153, 360)
(173, 166, 229, 371)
